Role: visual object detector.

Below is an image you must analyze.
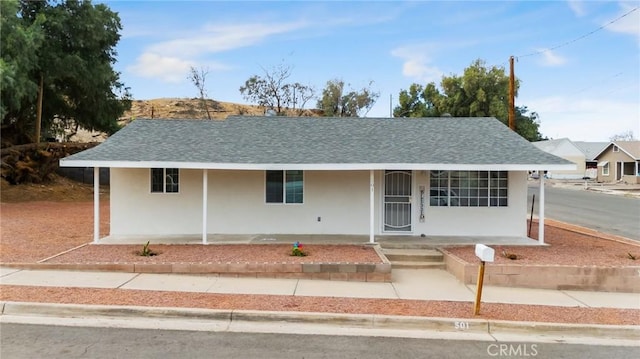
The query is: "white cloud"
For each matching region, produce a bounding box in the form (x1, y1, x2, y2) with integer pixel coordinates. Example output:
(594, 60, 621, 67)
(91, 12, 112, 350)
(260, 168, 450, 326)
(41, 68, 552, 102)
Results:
(391, 44, 443, 83)
(605, 2, 640, 42)
(537, 49, 568, 67)
(527, 95, 640, 141)
(149, 21, 307, 58)
(567, 0, 587, 17)
(127, 20, 307, 82)
(128, 53, 194, 83)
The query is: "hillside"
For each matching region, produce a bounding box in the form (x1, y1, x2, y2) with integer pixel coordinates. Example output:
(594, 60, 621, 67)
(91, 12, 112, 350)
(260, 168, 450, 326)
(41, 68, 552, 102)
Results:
(122, 98, 266, 121)
(68, 98, 319, 143)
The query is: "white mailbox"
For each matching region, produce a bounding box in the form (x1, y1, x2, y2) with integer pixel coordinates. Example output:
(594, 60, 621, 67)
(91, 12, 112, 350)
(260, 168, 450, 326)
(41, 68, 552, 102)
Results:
(475, 244, 495, 262)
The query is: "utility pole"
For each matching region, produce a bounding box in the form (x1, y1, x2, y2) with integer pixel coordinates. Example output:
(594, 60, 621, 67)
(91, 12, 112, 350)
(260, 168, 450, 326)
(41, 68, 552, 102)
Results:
(35, 74, 44, 144)
(508, 56, 515, 131)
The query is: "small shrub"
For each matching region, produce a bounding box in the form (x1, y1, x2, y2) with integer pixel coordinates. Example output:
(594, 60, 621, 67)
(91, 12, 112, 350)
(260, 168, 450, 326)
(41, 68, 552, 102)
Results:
(137, 241, 157, 256)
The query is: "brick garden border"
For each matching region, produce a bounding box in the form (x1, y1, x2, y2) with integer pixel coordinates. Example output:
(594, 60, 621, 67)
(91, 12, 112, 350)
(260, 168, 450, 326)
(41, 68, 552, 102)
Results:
(1, 245, 393, 283)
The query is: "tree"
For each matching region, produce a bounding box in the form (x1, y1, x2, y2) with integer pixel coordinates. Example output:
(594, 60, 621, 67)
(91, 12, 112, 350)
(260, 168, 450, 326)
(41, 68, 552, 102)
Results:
(0, 0, 44, 141)
(239, 62, 314, 116)
(1, 0, 131, 144)
(188, 66, 212, 120)
(610, 130, 636, 141)
(393, 59, 543, 141)
(317, 79, 380, 117)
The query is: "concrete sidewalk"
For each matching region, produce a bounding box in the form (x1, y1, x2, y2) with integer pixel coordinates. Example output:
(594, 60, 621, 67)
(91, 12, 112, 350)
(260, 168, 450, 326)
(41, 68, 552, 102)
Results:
(2, 266, 638, 309)
(2, 266, 639, 345)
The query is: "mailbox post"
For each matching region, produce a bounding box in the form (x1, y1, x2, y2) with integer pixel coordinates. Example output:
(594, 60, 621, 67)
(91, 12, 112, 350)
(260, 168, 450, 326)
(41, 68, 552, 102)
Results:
(474, 244, 495, 315)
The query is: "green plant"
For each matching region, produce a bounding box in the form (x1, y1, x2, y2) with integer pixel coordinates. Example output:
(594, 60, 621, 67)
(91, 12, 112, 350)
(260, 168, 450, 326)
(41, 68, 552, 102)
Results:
(290, 241, 307, 257)
(137, 241, 157, 256)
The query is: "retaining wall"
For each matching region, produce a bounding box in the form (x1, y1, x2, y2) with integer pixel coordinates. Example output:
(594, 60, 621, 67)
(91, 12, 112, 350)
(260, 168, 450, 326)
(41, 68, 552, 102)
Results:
(442, 249, 640, 293)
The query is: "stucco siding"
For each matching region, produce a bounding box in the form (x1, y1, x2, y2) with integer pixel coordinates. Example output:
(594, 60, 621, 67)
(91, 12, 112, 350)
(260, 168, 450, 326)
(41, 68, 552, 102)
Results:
(596, 147, 637, 182)
(110, 168, 203, 236)
(206, 170, 377, 235)
(109, 168, 528, 237)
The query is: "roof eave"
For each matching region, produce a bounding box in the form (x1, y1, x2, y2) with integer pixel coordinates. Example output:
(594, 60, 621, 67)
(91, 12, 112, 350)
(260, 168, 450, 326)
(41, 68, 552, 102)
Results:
(60, 159, 576, 171)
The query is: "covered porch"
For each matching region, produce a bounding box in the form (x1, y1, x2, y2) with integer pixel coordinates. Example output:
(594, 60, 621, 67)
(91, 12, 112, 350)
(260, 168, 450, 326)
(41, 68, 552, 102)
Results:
(97, 233, 542, 246)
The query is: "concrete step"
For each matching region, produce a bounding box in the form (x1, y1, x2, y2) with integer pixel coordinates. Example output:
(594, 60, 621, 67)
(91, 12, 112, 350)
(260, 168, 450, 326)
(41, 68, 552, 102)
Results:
(382, 248, 444, 262)
(390, 261, 446, 270)
(378, 242, 437, 250)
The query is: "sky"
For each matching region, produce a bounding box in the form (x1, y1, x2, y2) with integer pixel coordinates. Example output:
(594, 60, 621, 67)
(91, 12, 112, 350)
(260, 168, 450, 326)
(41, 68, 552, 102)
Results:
(102, 0, 640, 142)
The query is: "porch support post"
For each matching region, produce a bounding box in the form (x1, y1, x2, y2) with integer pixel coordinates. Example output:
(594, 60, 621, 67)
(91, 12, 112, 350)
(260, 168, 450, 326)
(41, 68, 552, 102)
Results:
(538, 174, 545, 245)
(369, 170, 375, 244)
(202, 169, 208, 245)
(93, 167, 100, 243)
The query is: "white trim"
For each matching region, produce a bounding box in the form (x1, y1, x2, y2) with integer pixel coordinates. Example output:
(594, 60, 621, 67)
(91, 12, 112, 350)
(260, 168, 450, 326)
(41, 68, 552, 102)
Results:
(539, 175, 545, 245)
(60, 159, 576, 172)
(94, 167, 100, 243)
(202, 169, 208, 245)
(369, 170, 374, 244)
(593, 142, 639, 160)
(597, 161, 609, 167)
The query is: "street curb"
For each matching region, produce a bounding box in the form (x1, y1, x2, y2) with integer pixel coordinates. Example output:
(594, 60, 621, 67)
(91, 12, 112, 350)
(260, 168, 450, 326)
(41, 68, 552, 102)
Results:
(2, 301, 638, 340)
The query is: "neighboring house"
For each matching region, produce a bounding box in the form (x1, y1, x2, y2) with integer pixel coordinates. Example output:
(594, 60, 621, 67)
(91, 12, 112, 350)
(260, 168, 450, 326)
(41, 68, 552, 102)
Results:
(532, 138, 586, 179)
(593, 141, 640, 184)
(573, 141, 608, 179)
(60, 117, 574, 244)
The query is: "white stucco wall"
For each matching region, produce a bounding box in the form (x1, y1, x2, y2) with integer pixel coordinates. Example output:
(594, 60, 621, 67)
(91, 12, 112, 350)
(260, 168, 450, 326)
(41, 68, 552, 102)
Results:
(206, 170, 379, 235)
(110, 168, 203, 236)
(109, 168, 529, 237)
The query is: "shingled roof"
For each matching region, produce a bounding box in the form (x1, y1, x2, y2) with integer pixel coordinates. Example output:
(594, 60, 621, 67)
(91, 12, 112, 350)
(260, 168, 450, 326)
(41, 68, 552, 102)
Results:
(60, 116, 574, 170)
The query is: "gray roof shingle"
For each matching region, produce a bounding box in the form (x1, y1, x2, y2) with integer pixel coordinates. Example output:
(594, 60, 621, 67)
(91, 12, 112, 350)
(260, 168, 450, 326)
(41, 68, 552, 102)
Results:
(61, 116, 573, 169)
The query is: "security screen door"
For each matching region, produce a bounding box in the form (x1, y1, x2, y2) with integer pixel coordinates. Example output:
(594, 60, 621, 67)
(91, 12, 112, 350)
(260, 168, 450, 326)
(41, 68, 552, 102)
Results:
(384, 170, 412, 232)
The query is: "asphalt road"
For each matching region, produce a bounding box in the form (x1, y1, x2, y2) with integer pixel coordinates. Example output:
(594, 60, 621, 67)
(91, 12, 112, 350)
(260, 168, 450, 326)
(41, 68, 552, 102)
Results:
(0, 323, 634, 359)
(527, 184, 640, 241)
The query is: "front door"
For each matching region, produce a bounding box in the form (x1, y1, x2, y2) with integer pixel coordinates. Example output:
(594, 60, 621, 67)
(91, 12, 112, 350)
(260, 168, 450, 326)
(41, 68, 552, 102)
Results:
(384, 170, 412, 232)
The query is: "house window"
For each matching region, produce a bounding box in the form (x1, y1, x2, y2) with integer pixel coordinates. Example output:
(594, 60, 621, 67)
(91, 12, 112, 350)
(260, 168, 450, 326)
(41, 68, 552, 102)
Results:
(602, 162, 610, 176)
(151, 168, 179, 193)
(266, 170, 303, 204)
(613, 145, 619, 152)
(429, 170, 508, 207)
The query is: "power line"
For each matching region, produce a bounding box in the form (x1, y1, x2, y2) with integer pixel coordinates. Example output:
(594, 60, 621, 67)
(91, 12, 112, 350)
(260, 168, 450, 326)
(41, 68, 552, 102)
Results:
(516, 6, 638, 59)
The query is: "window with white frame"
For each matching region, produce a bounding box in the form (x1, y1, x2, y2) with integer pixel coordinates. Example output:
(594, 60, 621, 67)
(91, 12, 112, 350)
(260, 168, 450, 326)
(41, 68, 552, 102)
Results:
(151, 168, 179, 193)
(602, 162, 610, 176)
(266, 170, 303, 204)
(613, 145, 619, 152)
(429, 170, 508, 207)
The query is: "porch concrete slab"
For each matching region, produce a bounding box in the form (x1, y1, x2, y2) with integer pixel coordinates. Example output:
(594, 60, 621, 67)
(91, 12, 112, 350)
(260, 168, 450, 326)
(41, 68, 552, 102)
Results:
(207, 277, 297, 296)
(120, 273, 217, 293)
(391, 269, 474, 301)
(0, 267, 21, 277)
(561, 290, 640, 309)
(99, 234, 259, 245)
(294, 279, 398, 299)
(468, 285, 586, 307)
(0, 270, 136, 289)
